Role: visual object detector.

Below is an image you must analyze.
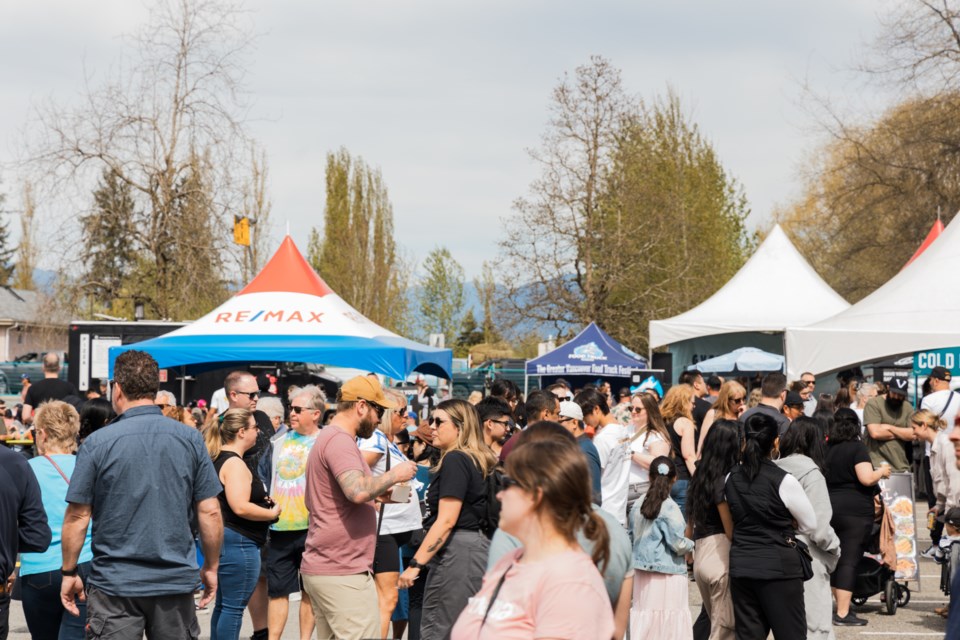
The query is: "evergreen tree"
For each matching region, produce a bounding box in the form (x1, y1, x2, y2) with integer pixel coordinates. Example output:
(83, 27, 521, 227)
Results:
(0, 185, 15, 286)
(308, 148, 406, 332)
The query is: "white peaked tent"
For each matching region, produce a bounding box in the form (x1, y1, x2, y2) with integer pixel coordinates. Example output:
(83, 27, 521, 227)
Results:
(649, 225, 849, 378)
(785, 215, 960, 378)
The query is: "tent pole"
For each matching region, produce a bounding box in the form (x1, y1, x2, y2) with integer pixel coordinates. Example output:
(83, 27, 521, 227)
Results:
(180, 366, 186, 405)
(524, 374, 529, 397)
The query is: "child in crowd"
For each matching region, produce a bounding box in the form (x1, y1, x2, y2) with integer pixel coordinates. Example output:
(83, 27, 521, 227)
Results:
(629, 456, 694, 640)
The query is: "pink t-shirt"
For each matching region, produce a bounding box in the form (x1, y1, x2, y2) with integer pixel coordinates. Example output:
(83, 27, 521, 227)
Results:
(300, 424, 376, 576)
(450, 548, 613, 640)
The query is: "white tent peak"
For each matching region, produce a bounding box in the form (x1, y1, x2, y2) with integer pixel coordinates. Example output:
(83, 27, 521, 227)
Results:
(786, 212, 960, 377)
(649, 224, 849, 349)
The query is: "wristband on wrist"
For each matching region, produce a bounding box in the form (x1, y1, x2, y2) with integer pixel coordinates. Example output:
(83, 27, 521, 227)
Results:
(61, 566, 79, 577)
(408, 558, 424, 571)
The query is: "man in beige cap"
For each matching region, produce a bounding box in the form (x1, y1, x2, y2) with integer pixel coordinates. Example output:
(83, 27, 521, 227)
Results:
(300, 376, 417, 640)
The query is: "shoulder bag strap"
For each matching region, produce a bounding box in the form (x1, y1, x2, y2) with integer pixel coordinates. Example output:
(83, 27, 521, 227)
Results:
(939, 391, 956, 419)
(44, 454, 70, 485)
(376, 436, 392, 538)
(481, 562, 513, 627)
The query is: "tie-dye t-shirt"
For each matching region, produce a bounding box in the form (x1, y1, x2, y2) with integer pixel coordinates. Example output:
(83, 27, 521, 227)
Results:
(270, 431, 319, 531)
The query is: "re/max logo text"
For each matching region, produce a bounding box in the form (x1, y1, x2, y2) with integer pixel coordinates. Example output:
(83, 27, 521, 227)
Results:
(214, 310, 324, 323)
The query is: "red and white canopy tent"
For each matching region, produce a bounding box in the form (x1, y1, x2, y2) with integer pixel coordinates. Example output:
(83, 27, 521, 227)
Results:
(108, 236, 452, 379)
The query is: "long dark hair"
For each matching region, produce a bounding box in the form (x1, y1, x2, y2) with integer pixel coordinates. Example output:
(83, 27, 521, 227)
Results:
(779, 416, 826, 472)
(741, 413, 779, 481)
(687, 420, 739, 528)
(640, 455, 677, 520)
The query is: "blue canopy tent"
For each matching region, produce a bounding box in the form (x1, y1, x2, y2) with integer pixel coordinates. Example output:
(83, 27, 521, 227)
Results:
(108, 237, 452, 382)
(524, 322, 647, 393)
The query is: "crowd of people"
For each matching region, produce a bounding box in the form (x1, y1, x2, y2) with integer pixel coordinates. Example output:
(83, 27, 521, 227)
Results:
(4, 354, 960, 640)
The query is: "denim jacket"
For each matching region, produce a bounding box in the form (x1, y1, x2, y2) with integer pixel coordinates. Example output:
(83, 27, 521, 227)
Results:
(630, 497, 694, 575)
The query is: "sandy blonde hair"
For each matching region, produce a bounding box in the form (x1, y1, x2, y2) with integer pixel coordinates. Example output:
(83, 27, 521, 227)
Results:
(434, 398, 497, 477)
(35, 400, 80, 453)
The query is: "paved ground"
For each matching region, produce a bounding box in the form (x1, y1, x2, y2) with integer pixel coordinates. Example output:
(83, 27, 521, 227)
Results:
(7, 501, 951, 639)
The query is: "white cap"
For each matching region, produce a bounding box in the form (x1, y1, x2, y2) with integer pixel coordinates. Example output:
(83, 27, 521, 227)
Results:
(558, 400, 583, 421)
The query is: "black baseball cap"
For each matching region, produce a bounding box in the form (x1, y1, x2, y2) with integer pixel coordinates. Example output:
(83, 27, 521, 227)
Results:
(944, 507, 960, 528)
(931, 367, 952, 382)
(784, 391, 805, 408)
(888, 375, 909, 396)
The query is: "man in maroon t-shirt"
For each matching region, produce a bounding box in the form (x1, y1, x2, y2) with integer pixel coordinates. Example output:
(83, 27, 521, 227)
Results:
(300, 376, 417, 640)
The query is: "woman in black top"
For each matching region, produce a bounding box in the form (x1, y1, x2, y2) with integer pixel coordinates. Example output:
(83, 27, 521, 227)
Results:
(203, 408, 282, 640)
(398, 399, 498, 640)
(825, 408, 890, 626)
(687, 420, 739, 640)
(725, 413, 817, 640)
(660, 384, 698, 515)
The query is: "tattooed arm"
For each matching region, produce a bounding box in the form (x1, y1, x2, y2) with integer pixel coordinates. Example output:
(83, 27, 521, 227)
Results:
(398, 497, 462, 589)
(336, 460, 417, 504)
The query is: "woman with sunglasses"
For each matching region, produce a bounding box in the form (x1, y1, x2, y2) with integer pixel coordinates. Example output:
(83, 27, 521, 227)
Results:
(627, 392, 672, 517)
(451, 438, 614, 640)
(399, 399, 498, 640)
(203, 408, 281, 640)
(697, 381, 747, 453)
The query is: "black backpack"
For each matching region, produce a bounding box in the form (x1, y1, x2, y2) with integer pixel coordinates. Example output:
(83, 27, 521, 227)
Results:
(478, 467, 505, 538)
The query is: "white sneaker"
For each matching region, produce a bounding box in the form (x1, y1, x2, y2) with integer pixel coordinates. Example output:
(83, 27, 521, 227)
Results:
(921, 545, 938, 559)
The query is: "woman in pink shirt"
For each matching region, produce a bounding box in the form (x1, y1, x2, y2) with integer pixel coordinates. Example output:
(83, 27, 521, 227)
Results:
(451, 437, 615, 639)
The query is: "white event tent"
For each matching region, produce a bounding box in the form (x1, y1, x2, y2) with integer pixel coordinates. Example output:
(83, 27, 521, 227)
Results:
(649, 225, 849, 380)
(785, 215, 960, 379)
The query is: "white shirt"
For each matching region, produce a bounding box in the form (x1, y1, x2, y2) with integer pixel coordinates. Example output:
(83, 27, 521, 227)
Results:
(921, 390, 960, 456)
(593, 422, 631, 526)
(628, 430, 665, 487)
(210, 388, 229, 415)
(358, 430, 423, 534)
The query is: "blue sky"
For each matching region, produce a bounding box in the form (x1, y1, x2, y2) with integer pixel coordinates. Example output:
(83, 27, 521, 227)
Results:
(0, 0, 885, 278)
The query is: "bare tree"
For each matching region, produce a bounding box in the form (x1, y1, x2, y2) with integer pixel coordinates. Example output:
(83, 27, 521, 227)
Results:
(13, 182, 37, 291)
(22, 0, 254, 319)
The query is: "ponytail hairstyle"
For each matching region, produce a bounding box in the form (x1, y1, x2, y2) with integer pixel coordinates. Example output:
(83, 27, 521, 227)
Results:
(741, 412, 779, 482)
(203, 408, 252, 459)
(640, 455, 677, 521)
(687, 420, 739, 529)
(505, 430, 610, 571)
(912, 408, 946, 432)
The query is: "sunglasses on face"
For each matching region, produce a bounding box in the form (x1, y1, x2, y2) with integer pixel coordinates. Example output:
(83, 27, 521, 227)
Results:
(290, 406, 312, 414)
(500, 474, 522, 491)
(234, 390, 259, 399)
(364, 401, 386, 419)
(732, 397, 745, 404)
(630, 406, 644, 414)
(488, 418, 510, 427)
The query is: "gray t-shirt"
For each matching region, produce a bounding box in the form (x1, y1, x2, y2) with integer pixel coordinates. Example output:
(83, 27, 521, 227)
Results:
(486, 505, 633, 605)
(67, 405, 221, 597)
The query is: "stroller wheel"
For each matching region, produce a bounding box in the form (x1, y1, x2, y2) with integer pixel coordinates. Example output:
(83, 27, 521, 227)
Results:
(852, 596, 868, 606)
(897, 584, 910, 607)
(884, 579, 898, 615)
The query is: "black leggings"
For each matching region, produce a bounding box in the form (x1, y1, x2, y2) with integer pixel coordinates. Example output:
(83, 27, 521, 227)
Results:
(831, 513, 874, 591)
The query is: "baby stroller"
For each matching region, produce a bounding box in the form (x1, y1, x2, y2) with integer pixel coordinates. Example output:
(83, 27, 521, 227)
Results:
(939, 538, 960, 595)
(851, 556, 911, 615)
(850, 501, 912, 615)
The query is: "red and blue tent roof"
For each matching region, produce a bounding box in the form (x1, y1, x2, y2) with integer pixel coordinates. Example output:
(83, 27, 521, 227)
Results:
(525, 322, 647, 377)
(108, 236, 453, 379)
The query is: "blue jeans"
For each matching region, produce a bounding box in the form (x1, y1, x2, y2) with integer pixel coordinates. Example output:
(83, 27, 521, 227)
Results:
(20, 563, 90, 640)
(671, 478, 689, 518)
(211, 528, 261, 640)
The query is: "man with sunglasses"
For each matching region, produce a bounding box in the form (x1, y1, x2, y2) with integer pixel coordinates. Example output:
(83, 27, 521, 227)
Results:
(301, 376, 417, 640)
(476, 396, 514, 458)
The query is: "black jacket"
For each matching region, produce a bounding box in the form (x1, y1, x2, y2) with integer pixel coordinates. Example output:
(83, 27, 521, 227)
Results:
(0, 446, 51, 579)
